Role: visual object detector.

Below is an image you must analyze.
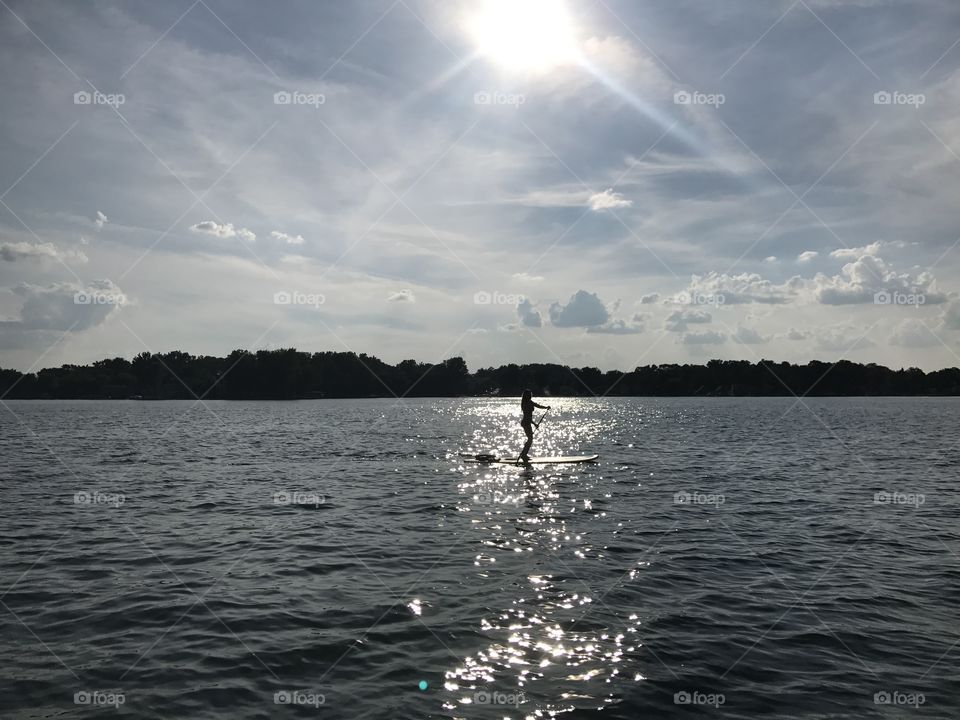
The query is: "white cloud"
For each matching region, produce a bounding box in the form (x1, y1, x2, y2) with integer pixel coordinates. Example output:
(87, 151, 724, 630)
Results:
(798, 251, 819, 263)
(587, 317, 644, 334)
(681, 330, 725, 345)
(814, 325, 875, 352)
(517, 298, 542, 327)
(94, 210, 107, 229)
(512, 272, 544, 282)
(687, 272, 799, 304)
(764, 256, 777, 263)
(829, 241, 882, 261)
(2, 279, 124, 331)
(0, 241, 86, 264)
(665, 309, 711, 332)
(813, 254, 947, 305)
(271, 230, 305, 245)
(189, 221, 255, 241)
(387, 289, 415, 302)
(732, 324, 768, 344)
(638, 293, 659, 304)
(588, 188, 632, 211)
(786, 328, 809, 341)
(549, 290, 609, 327)
(941, 302, 960, 330)
(889, 319, 941, 348)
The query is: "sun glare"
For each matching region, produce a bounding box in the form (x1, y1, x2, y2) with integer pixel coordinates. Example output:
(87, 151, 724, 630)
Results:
(466, 0, 578, 73)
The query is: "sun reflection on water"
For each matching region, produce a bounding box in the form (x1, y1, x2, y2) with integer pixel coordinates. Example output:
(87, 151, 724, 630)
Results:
(444, 398, 647, 716)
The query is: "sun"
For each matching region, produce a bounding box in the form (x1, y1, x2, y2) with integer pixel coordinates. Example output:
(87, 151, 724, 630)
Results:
(465, 0, 578, 74)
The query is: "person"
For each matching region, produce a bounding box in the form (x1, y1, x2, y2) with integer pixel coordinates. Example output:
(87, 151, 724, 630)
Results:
(519, 389, 550, 462)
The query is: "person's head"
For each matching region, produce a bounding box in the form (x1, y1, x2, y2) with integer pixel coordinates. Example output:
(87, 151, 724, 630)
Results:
(522, 388, 532, 401)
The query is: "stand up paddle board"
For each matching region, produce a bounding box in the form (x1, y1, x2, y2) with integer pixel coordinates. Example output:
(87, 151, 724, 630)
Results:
(461, 454, 598, 465)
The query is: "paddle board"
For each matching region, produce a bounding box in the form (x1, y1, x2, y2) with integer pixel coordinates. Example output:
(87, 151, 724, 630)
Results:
(462, 454, 598, 465)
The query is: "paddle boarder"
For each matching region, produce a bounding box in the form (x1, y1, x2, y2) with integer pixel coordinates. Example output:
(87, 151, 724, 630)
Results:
(520, 389, 550, 462)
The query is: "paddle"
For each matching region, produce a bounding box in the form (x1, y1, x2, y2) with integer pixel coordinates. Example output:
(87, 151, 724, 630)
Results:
(534, 408, 549, 429)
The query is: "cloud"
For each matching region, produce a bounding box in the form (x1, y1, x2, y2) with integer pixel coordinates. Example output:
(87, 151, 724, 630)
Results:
(664, 309, 712, 332)
(798, 251, 819, 263)
(587, 316, 645, 334)
(517, 298, 542, 327)
(829, 241, 882, 261)
(941, 302, 960, 330)
(889, 319, 941, 348)
(2, 280, 124, 331)
(189, 221, 255, 242)
(271, 230, 305, 245)
(512, 272, 543, 282)
(681, 330, 725, 345)
(549, 290, 609, 327)
(0, 241, 86, 264)
(813, 254, 947, 305)
(814, 325, 875, 352)
(732, 325, 768, 344)
(764, 256, 777, 263)
(94, 210, 107, 229)
(686, 272, 799, 304)
(638, 293, 659, 304)
(588, 188, 632, 211)
(387, 289, 415, 302)
(684, 252, 949, 309)
(786, 328, 809, 341)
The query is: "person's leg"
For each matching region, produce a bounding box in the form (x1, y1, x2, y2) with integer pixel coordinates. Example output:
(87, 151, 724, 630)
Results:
(520, 424, 533, 459)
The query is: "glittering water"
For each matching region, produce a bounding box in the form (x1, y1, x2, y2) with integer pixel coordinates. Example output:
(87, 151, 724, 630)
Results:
(2, 397, 959, 718)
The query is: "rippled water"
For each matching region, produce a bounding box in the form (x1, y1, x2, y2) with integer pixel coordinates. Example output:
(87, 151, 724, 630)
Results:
(2, 397, 959, 718)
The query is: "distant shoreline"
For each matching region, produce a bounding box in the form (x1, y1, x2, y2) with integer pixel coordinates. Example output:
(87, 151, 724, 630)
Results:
(4, 349, 960, 399)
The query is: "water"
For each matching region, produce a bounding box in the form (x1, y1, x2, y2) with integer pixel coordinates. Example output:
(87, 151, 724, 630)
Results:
(1, 397, 958, 718)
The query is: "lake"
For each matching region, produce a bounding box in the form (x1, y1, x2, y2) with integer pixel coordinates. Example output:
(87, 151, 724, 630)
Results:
(1, 397, 957, 718)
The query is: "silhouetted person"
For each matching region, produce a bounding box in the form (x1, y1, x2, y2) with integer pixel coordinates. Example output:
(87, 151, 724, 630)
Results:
(519, 389, 550, 461)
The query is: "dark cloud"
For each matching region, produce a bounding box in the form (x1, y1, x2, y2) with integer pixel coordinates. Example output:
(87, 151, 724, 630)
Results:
(517, 298, 542, 327)
(549, 290, 609, 328)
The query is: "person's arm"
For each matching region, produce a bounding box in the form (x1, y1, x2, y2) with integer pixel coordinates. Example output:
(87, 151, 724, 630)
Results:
(534, 402, 550, 409)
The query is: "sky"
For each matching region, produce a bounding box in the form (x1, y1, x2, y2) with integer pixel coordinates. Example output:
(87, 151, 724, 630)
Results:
(2, 0, 960, 373)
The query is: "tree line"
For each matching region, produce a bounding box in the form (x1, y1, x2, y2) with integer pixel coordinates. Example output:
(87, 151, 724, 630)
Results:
(2, 350, 960, 399)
